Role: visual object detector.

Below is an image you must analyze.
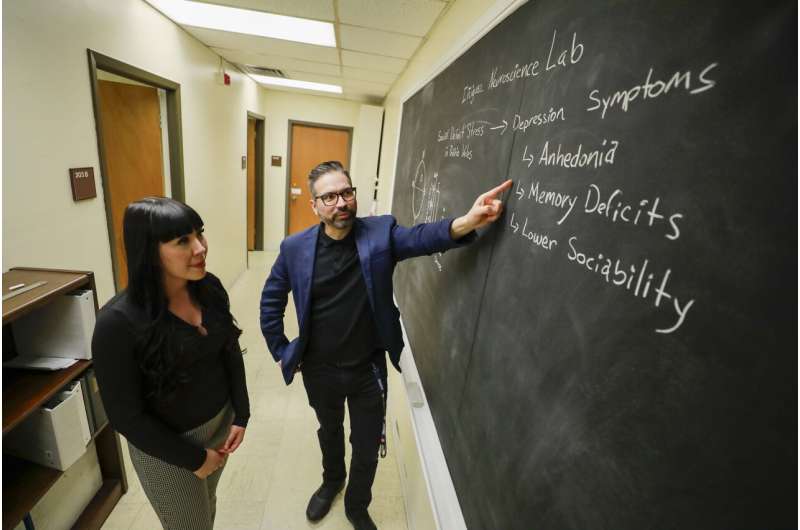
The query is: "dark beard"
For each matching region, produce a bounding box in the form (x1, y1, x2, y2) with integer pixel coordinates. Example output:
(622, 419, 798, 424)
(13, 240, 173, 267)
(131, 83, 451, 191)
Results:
(324, 205, 355, 229)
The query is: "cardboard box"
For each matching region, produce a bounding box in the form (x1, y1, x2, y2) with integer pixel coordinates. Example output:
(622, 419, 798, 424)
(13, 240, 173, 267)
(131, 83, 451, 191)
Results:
(5, 380, 92, 470)
(13, 290, 95, 360)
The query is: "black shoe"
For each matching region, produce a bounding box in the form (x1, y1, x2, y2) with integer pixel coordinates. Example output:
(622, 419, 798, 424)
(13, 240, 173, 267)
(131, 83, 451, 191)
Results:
(346, 509, 378, 530)
(306, 481, 345, 522)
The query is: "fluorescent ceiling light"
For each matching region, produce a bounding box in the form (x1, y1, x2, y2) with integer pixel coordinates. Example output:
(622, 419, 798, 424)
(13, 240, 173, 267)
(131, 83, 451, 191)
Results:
(145, 0, 336, 47)
(251, 75, 342, 94)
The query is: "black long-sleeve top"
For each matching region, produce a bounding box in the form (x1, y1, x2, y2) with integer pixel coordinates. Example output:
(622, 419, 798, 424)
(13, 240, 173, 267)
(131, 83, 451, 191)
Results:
(91, 273, 250, 471)
(304, 228, 382, 368)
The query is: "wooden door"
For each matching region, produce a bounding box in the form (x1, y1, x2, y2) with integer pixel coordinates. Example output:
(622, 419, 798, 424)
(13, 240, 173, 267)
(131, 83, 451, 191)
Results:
(97, 80, 165, 289)
(247, 118, 256, 250)
(288, 124, 351, 235)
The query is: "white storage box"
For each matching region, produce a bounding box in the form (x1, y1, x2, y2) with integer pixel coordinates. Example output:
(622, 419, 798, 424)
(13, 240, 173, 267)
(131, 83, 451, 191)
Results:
(13, 289, 95, 360)
(5, 380, 92, 471)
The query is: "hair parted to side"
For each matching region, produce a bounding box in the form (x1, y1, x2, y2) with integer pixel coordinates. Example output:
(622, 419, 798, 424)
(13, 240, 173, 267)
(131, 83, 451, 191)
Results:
(308, 160, 351, 195)
(122, 196, 242, 400)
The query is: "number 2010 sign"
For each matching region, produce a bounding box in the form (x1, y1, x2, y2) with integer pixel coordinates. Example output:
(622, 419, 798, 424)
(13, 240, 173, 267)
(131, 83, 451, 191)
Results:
(69, 167, 96, 201)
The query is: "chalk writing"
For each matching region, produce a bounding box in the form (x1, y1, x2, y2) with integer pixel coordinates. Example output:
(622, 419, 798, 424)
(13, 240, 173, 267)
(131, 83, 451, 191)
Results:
(515, 180, 578, 225)
(512, 107, 565, 133)
(488, 30, 584, 91)
(462, 83, 484, 105)
(421, 171, 446, 271)
(460, 28, 584, 104)
(584, 183, 683, 240)
(587, 62, 718, 119)
(443, 144, 473, 159)
(521, 139, 619, 169)
(566, 236, 694, 333)
(411, 151, 427, 221)
(437, 119, 508, 142)
(509, 211, 559, 251)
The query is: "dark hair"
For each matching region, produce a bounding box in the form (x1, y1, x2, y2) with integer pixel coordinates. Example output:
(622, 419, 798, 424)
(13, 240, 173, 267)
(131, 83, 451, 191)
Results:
(308, 160, 351, 195)
(123, 197, 242, 400)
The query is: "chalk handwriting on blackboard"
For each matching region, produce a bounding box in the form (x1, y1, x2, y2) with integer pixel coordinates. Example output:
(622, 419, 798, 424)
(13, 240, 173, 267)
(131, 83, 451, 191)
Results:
(462, 83, 484, 105)
(512, 107, 566, 133)
(509, 211, 559, 251)
(422, 171, 446, 271)
(411, 151, 427, 221)
(521, 139, 619, 169)
(437, 119, 509, 142)
(587, 62, 718, 119)
(410, 151, 447, 271)
(444, 144, 473, 159)
(584, 184, 683, 240)
(515, 180, 578, 225)
(567, 236, 695, 333)
(488, 30, 584, 90)
(461, 28, 584, 105)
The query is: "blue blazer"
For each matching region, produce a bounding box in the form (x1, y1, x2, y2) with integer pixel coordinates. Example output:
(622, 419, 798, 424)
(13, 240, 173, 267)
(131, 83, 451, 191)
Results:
(260, 215, 475, 384)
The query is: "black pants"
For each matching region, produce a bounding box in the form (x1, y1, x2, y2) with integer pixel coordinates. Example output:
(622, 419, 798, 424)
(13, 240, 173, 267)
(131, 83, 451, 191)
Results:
(302, 361, 386, 513)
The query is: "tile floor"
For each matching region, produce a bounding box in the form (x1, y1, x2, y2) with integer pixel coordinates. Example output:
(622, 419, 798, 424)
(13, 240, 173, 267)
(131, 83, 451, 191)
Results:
(101, 251, 408, 530)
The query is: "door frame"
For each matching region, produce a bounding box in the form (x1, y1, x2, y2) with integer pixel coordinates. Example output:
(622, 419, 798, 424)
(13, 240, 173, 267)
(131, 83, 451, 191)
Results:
(87, 49, 186, 292)
(247, 111, 266, 253)
(285, 120, 354, 236)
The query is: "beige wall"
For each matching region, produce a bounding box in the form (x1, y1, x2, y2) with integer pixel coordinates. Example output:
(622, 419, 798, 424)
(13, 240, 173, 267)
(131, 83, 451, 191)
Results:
(260, 89, 383, 250)
(352, 104, 385, 216)
(3, 0, 266, 303)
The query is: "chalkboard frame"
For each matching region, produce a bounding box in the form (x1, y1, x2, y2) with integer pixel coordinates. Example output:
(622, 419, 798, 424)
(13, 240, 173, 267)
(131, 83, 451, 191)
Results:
(388, 1, 797, 529)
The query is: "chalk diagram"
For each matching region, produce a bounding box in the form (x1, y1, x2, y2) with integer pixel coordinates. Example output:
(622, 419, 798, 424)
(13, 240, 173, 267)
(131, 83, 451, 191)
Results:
(410, 150, 446, 271)
(411, 151, 428, 221)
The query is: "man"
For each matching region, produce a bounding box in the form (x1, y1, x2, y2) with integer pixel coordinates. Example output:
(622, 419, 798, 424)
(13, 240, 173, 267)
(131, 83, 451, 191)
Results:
(260, 160, 511, 530)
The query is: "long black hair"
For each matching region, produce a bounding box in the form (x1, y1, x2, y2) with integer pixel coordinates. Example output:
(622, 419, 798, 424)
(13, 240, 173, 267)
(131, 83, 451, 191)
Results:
(123, 197, 241, 400)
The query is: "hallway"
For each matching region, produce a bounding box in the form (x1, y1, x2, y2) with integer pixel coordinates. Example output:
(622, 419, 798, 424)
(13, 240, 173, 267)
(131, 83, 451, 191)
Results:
(101, 251, 408, 530)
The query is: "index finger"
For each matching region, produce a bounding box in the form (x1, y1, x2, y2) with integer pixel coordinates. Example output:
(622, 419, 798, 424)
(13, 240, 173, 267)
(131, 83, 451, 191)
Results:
(481, 179, 513, 200)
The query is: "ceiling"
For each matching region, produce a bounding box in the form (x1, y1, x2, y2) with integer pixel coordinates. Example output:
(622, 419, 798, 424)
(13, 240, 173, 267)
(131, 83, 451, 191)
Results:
(165, 0, 453, 104)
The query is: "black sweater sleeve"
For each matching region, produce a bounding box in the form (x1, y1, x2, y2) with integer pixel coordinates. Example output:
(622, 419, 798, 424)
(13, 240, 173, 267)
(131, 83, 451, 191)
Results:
(224, 338, 250, 428)
(91, 307, 207, 472)
(210, 273, 250, 428)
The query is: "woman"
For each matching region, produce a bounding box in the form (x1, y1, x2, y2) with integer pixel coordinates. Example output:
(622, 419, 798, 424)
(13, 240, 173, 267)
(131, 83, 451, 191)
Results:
(92, 197, 250, 530)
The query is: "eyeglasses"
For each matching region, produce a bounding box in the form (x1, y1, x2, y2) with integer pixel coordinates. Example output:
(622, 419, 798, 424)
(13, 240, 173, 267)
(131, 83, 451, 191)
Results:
(315, 187, 357, 206)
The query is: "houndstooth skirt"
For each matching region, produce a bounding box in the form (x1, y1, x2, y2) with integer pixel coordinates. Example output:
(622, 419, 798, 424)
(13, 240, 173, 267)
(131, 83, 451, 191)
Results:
(127, 402, 234, 530)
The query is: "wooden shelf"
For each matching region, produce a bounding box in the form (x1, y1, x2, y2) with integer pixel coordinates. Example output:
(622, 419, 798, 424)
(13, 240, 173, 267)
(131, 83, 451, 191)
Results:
(2, 360, 92, 435)
(2, 455, 63, 530)
(2, 456, 124, 530)
(70, 479, 123, 530)
(2, 267, 126, 530)
(2, 269, 92, 324)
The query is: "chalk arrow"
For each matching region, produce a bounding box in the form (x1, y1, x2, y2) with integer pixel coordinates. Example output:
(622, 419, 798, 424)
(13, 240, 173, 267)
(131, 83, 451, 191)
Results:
(510, 212, 519, 233)
(490, 119, 508, 134)
(522, 145, 534, 168)
(515, 182, 524, 199)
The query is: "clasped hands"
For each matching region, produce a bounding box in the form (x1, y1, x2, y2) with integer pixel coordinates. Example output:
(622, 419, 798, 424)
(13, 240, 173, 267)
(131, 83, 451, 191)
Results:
(194, 425, 246, 479)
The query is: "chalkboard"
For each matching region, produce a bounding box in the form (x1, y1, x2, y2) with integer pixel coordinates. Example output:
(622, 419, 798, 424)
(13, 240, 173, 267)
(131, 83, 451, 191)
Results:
(390, 1, 797, 529)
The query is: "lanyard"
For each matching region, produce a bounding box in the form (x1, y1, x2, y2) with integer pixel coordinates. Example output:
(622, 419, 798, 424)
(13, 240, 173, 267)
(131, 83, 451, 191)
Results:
(370, 362, 388, 458)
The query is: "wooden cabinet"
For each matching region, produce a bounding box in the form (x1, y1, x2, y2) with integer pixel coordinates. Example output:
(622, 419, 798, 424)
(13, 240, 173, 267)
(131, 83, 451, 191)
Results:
(2, 268, 127, 530)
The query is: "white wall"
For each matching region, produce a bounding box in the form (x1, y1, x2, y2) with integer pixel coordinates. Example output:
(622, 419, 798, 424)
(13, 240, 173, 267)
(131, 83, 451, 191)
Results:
(260, 89, 383, 250)
(3, 0, 266, 303)
(351, 104, 385, 216)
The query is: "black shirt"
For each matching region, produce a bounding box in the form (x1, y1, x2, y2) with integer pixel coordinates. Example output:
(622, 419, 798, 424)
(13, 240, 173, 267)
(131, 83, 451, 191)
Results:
(91, 273, 249, 471)
(304, 227, 381, 368)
